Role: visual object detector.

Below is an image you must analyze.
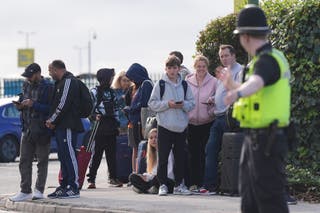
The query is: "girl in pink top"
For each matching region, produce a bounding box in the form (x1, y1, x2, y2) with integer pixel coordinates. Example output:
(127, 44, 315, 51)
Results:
(185, 55, 217, 190)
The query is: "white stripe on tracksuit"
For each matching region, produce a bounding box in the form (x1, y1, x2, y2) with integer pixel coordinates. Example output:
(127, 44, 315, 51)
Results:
(67, 128, 79, 187)
(49, 78, 71, 122)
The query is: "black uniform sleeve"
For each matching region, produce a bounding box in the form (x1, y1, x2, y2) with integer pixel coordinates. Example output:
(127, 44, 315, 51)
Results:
(253, 54, 281, 86)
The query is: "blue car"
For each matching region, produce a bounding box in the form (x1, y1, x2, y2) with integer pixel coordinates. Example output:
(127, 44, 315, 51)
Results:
(0, 97, 91, 162)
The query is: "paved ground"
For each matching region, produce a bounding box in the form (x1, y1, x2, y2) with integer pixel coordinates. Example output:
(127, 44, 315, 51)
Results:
(1, 155, 319, 213)
(1, 181, 320, 213)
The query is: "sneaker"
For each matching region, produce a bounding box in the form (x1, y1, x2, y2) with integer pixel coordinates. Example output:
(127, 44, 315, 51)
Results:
(198, 187, 217, 196)
(127, 182, 132, 187)
(132, 186, 143, 194)
(87, 183, 96, 189)
(32, 189, 44, 200)
(148, 186, 158, 194)
(286, 193, 297, 205)
(158, 184, 168, 196)
(9, 192, 32, 202)
(109, 178, 123, 187)
(173, 183, 192, 195)
(189, 185, 198, 191)
(47, 186, 65, 198)
(58, 186, 80, 199)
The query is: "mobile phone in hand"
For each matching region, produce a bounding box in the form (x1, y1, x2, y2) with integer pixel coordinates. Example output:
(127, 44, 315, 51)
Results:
(201, 102, 212, 105)
(175, 101, 183, 104)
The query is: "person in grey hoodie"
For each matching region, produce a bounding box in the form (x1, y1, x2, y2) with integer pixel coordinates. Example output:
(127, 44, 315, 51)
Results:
(148, 55, 195, 196)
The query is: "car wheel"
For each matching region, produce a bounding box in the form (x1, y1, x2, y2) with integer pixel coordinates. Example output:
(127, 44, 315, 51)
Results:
(0, 135, 19, 162)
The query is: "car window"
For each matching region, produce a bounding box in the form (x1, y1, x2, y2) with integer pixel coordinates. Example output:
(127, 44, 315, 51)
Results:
(3, 104, 20, 118)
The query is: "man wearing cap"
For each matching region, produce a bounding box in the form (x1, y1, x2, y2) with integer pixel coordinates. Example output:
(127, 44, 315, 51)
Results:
(9, 63, 53, 202)
(46, 60, 84, 198)
(224, 5, 290, 213)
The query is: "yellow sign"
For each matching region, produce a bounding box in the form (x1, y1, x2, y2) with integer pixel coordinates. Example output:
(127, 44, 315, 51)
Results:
(18, 49, 34, 67)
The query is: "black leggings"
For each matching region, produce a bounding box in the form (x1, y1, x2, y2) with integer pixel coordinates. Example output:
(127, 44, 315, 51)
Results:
(129, 173, 174, 193)
(88, 134, 117, 182)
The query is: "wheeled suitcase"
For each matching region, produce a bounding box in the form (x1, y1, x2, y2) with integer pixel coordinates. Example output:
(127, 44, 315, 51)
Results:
(116, 134, 132, 183)
(220, 132, 244, 196)
(58, 121, 99, 189)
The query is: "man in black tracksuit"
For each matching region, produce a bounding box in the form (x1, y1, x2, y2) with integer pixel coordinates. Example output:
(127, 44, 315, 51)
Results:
(46, 60, 84, 198)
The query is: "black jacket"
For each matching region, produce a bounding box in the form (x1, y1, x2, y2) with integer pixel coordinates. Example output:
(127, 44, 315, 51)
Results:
(48, 71, 84, 132)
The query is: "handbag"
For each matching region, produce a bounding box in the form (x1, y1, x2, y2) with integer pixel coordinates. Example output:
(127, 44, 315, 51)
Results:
(141, 107, 156, 139)
(143, 116, 157, 139)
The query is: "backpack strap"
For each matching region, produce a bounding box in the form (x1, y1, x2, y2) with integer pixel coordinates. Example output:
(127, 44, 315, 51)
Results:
(159, 79, 187, 100)
(159, 79, 165, 100)
(182, 80, 187, 99)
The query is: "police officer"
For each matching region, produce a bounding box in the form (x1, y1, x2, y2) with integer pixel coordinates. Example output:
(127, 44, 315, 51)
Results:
(224, 5, 290, 213)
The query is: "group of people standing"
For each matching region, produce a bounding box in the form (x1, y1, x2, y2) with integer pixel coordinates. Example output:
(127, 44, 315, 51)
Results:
(9, 5, 292, 213)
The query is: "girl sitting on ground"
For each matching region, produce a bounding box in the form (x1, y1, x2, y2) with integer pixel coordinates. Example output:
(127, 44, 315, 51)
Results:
(129, 128, 174, 194)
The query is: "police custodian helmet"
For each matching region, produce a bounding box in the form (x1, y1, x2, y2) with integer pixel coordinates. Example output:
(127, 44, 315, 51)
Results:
(233, 4, 271, 35)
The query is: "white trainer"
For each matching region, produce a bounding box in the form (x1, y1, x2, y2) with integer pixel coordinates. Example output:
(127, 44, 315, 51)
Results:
(174, 183, 192, 195)
(158, 184, 168, 196)
(9, 192, 32, 202)
(32, 189, 44, 200)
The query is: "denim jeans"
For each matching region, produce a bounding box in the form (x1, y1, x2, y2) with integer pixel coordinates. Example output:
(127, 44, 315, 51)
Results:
(203, 115, 228, 189)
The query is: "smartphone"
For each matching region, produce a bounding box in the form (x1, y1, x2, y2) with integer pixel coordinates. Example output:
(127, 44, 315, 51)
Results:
(201, 102, 212, 105)
(175, 101, 183, 104)
(12, 100, 21, 105)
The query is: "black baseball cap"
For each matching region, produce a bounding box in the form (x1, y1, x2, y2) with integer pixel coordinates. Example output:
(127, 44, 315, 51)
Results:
(22, 63, 41, 78)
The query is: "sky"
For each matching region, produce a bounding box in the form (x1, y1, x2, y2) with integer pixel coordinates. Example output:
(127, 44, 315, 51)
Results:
(0, 0, 234, 78)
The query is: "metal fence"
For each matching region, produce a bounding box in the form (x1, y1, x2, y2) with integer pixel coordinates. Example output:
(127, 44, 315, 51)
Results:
(0, 75, 98, 99)
(0, 72, 162, 99)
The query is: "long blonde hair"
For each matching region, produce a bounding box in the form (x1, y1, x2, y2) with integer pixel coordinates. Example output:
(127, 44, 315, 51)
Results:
(146, 128, 158, 174)
(111, 70, 132, 89)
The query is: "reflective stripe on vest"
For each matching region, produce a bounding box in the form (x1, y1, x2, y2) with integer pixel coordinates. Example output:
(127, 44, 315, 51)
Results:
(233, 48, 291, 128)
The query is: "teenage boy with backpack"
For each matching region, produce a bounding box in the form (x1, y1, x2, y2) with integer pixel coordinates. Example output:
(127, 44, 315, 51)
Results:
(148, 55, 195, 196)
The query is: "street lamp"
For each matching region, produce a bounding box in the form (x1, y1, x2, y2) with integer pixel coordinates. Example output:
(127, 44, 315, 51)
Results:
(17, 31, 36, 48)
(88, 30, 97, 74)
(74, 46, 85, 74)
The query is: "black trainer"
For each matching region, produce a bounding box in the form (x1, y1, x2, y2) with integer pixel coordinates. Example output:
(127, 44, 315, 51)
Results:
(47, 186, 65, 198)
(286, 193, 297, 205)
(58, 186, 80, 199)
(109, 178, 123, 187)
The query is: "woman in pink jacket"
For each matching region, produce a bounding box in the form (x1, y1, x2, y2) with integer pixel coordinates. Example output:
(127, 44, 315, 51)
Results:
(185, 55, 217, 191)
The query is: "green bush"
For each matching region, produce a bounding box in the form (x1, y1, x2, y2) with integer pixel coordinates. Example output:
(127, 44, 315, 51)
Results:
(286, 164, 320, 202)
(195, 14, 247, 74)
(262, 0, 320, 174)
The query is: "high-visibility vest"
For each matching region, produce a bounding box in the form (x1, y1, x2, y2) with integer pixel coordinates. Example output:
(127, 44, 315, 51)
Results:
(233, 48, 291, 128)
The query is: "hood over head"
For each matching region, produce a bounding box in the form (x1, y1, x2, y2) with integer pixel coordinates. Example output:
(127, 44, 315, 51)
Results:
(96, 68, 115, 88)
(126, 63, 150, 85)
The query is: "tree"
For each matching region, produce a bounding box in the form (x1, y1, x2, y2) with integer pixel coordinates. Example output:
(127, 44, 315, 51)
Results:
(195, 14, 247, 75)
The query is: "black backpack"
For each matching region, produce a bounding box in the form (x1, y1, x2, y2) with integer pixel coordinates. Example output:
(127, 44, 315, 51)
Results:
(78, 79, 93, 118)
